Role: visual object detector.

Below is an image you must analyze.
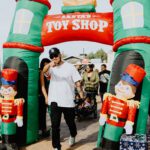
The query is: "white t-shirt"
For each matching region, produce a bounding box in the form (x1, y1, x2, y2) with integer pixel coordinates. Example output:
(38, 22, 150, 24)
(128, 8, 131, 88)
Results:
(48, 62, 81, 107)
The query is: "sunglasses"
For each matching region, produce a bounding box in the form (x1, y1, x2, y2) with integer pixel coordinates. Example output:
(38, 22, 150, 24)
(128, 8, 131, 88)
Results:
(50, 53, 59, 59)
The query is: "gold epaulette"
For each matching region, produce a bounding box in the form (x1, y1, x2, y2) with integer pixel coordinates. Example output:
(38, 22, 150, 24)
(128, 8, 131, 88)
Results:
(103, 93, 112, 101)
(127, 100, 140, 108)
(100, 113, 107, 119)
(0, 97, 2, 103)
(14, 98, 25, 105)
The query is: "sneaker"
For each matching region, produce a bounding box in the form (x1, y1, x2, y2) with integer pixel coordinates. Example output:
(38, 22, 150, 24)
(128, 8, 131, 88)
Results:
(68, 136, 75, 146)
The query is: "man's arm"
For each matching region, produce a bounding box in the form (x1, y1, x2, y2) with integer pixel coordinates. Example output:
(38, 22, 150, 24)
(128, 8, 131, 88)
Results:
(75, 80, 84, 99)
(43, 61, 56, 73)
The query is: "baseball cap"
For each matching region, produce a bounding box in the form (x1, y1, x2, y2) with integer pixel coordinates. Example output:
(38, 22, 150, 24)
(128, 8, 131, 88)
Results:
(49, 47, 60, 59)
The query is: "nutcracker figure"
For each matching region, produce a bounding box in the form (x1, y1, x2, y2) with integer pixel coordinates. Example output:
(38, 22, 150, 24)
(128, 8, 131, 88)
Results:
(0, 68, 24, 150)
(98, 64, 146, 150)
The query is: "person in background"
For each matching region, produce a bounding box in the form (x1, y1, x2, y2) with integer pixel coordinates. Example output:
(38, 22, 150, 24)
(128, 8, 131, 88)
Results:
(98, 64, 110, 102)
(74, 61, 83, 100)
(82, 64, 99, 96)
(43, 47, 84, 150)
(74, 61, 82, 74)
(82, 64, 99, 118)
(39, 58, 51, 138)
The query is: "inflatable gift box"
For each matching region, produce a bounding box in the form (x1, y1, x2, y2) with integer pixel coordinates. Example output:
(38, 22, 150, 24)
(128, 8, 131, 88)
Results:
(120, 134, 148, 150)
(147, 134, 150, 150)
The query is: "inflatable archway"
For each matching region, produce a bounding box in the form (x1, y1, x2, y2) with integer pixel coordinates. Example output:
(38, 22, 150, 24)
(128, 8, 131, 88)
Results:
(1, 0, 150, 149)
(2, 0, 113, 145)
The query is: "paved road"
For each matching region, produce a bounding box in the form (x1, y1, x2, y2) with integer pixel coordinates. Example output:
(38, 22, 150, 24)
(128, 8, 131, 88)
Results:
(21, 98, 102, 150)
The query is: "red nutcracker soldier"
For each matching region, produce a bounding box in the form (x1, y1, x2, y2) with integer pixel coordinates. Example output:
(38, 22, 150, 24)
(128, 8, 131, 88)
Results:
(98, 64, 146, 150)
(0, 69, 24, 150)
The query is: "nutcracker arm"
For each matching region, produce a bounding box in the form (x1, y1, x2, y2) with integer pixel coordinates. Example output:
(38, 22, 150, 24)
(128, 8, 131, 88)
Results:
(127, 100, 139, 122)
(15, 98, 24, 117)
(124, 100, 139, 134)
(14, 98, 24, 127)
(100, 93, 110, 114)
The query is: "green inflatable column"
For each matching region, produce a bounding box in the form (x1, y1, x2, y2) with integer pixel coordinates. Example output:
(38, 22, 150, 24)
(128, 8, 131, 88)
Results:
(113, 0, 150, 134)
(97, 0, 150, 149)
(3, 0, 50, 145)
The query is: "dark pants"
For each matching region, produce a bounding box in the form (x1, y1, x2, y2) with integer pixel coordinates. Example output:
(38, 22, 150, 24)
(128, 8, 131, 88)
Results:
(39, 95, 47, 131)
(50, 102, 77, 149)
(99, 92, 105, 103)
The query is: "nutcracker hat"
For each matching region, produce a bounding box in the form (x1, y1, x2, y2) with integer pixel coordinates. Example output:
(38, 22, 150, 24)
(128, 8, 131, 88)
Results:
(1, 68, 18, 85)
(121, 64, 146, 87)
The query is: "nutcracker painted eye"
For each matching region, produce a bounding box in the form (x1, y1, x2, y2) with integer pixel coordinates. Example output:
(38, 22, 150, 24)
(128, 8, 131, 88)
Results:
(118, 82, 122, 87)
(125, 86, 129, 90)
(0, 87, 4, 92)
(0, 89, 2, 94)
(7, 87, 13, 93)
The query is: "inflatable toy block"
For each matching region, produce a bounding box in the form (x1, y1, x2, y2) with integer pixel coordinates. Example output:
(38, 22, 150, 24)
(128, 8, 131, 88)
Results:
(62, 0, 97, 7)
(61, 4, 96, 14)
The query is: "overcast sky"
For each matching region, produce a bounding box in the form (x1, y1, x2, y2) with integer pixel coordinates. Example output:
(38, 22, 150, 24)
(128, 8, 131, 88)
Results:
(0, 0, 113, 63)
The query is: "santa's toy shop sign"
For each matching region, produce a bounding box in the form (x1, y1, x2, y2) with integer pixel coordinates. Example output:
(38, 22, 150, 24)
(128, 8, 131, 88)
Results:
(42, 13, 113, 46)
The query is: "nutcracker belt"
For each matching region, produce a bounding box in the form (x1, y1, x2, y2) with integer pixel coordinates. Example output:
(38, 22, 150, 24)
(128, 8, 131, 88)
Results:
(108, 114, 126, 122)
(2, 114, 16, 120)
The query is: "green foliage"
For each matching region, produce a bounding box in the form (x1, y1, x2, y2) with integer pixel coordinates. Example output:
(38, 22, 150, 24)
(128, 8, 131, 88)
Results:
(88, 52, 95, 59)
(87, 48, 107, 62)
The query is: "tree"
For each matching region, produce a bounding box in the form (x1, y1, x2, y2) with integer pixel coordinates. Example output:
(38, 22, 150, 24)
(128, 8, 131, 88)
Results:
(96, 49, 107, 62)
(87, 49, 107, 62)
(88, 52, 95, 59)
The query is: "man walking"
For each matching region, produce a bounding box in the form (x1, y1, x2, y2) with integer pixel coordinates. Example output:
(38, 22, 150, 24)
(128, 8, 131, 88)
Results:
(43, 47, 84, 150)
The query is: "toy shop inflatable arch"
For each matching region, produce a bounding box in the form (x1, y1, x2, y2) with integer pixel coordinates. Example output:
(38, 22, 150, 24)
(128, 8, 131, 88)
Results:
(2, 0, 113, 145)
(2, 0, 150, 147)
